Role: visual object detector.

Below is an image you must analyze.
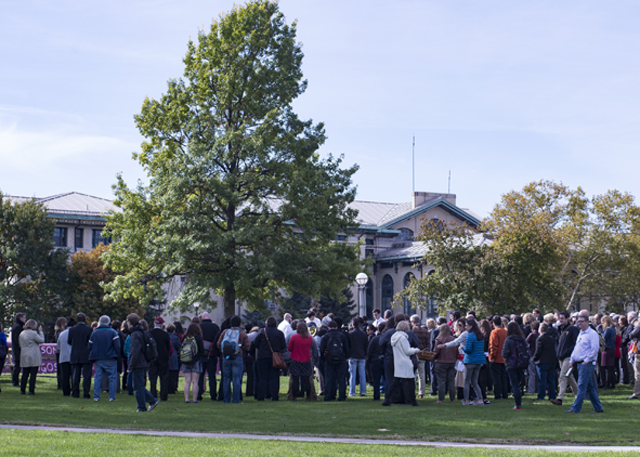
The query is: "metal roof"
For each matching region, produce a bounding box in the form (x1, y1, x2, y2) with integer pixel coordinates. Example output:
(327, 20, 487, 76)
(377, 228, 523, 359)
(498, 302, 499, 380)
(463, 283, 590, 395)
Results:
(5, 192, 118, 218)
(375, 233, 493, 262)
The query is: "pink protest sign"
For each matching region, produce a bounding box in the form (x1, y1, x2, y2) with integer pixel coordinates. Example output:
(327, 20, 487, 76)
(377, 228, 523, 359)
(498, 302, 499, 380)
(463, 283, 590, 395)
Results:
(2, 342, 58, 374)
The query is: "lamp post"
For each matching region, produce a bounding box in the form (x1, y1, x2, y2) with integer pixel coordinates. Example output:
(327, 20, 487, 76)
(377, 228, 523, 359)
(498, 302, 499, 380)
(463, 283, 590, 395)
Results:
(355, 272, 368, 318)
(193, 302, 200, 318)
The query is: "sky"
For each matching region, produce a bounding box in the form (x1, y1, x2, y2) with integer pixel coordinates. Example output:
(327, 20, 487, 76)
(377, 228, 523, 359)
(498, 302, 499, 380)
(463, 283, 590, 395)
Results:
(1, 0, 639, 218)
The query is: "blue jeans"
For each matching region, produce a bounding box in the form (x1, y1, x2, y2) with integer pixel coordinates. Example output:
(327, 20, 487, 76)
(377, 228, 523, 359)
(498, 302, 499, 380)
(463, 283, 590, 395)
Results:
(349, 358, 366, 396)
(94, 359, 118, 400)
(507, 368, 524, 407)
(132, 368, 156, 411)
(222, 356, 244, 403)
(570, 362, 603, 413)
(536, 364, 556, 400)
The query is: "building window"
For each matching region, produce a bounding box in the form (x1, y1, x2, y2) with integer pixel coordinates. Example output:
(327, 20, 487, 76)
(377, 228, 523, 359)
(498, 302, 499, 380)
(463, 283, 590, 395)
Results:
(403, 273, 416, 315)
(365, 239, 374, 246)
(75, 228, 84, 250)
(380, 261, 393, 269)
(381, 274, 394, 312)
(336, 234, 347, 242)
(365, 248, 375, 258)
(365, 278, 374, 320)
(399, 228, 414, 241)
(53, 227, 67, 248)
(92, 229, 110, 248)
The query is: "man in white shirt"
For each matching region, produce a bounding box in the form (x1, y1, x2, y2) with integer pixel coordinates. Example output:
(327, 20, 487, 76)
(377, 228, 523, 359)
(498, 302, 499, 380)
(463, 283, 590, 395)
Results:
(278, 313, 293, 340)
(372, 309, 384, 328)
(565, 314, 603, 414)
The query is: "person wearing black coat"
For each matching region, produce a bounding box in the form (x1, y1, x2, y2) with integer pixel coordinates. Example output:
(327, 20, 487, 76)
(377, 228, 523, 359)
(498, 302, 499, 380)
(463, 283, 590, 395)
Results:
(67, 313, 93, 399)
(551, 311, 579, 406)
(347, 318, 368, 397)
(533, 323, 557, 401)
(250, 317, 286, 401)
(319, 320, 350, 402)
(127, 313, 159, 412)
(10, 313, 25, 387)
(149, 317, 172, 401)
(366, 322, 386, 401)
(198, 313, 221, 401)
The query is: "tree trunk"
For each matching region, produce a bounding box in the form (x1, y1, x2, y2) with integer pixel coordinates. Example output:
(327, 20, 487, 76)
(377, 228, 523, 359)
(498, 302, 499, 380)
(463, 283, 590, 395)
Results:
(223, 285, 236, 320)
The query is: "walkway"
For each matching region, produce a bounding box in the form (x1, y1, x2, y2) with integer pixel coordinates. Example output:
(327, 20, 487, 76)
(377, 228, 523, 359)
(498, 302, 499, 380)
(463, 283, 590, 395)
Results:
(1, 424, 638, 453)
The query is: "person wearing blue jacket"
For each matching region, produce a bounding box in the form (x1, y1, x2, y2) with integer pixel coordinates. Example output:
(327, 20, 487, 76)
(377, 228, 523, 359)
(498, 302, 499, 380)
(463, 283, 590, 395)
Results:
(461, 318, 486, 406)
(88, 315, 121, 402)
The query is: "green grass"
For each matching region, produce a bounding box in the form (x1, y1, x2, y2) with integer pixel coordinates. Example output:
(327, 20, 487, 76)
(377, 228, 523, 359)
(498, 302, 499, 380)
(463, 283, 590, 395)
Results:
(0, 429, 633, 457)
(0, 376, 638, 445)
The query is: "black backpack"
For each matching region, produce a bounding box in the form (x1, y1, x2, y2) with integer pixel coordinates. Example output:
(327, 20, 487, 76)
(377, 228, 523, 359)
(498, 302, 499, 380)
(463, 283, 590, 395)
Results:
(507, 337, 530, 370)
(324, 331, 346, 365)
(142, 331, 158, 363)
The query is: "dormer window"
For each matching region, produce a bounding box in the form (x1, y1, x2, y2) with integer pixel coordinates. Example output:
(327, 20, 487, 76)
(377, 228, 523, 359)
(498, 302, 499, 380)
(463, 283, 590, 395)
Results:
(399, 228, 414, 241)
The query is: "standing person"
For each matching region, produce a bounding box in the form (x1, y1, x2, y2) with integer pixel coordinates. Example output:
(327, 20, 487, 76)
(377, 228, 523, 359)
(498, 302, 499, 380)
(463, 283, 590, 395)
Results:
(68, 313, 93, 399)
(461, 318, 486, 406)
(54, 317, 67, 390)
(10, 313, 26, 387)
(411, 315, 429, 399)
(525, 320, 540, 394)
(287, 319, 314, 401)
(533, 323, 557, 402)
(57, 317, 75, 396)
(347, 317, 368, 397)
(198, 312, 221, 401)
(181, 323, 205, 403)
(127, 313, 159, 412)
(278, 313, 294, 340)
(111, 320, 125, 393)
(0, 323, 7, 392)
(565, 313, 604, 414)
(600, 316, 616, 390)
(372, 309, 384, 328)
(88, 315, 121, 402)
(251, 316, 286, 401)
(367, 322, 385, 401)
(626, 318, 640, 400)
(19, 319, 44, 395)
(502, 321, 529, 410)
(551, 311, 579, 406)
(149, 317, 171, 402)
(320, 320, 349, 402)
(434, 323, 457, 403)
(489, 316, 509, 400)
(167, 324, 181, 394)
(382, 321, 420, 407)
(217, 315, 250, 404)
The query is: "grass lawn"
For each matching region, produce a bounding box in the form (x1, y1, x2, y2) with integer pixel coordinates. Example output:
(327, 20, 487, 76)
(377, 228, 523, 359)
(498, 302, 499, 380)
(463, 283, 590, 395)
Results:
(0, 429, 634, 457)
(0, 376, 638, 446)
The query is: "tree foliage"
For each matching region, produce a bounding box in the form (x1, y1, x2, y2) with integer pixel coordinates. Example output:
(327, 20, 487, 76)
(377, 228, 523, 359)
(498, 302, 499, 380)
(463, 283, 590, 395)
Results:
(67, 244, 145, 323)
(0, 194, 69, 326)
(103, 1, 361, 318)
(397, 180, 640, 316)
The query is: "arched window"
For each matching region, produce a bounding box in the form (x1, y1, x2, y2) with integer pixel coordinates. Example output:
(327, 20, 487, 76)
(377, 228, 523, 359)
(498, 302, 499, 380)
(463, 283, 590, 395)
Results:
(365, 278, 374, 319)
(399, 228, 414, 241)
(403, 273, 416, 315)
(381, 275, 394, 312)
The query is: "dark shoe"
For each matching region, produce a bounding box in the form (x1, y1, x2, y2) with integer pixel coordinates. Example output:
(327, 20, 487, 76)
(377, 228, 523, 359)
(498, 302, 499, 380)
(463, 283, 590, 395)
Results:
(549, 399, 562, 405)
(381, 402, 391, 406)
(20, 391, 25, 395)
(136, 409, 147, 412)
(593, 409, 604, 413)
(147, 400, 160, 411)
(72, 394, 79, 398)
(483, 400, 491, 405)
(83, 394, 91, 399)
(564, 409, 578, 413)
(411, 402, 421, 407)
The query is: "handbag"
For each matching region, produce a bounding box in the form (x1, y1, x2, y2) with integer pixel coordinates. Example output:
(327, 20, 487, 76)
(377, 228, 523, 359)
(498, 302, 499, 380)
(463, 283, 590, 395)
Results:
(264, 329, 286, 369)
(455, 359, 465, 372)
(417, 350, 437, 361)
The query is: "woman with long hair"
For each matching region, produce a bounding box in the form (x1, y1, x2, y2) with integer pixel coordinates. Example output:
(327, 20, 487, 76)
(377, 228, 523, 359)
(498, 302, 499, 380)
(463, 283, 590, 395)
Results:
(433, 324, 457, 403)
(601, 316, 616, 389)
(181, 323, 204, 403)
(502, 321, 528, 410)
(461, 318, 486, 405)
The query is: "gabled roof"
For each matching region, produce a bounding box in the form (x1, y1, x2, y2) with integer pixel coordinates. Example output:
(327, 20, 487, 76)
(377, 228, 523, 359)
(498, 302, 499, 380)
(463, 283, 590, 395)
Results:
(348, 197, 481, 230)
(5, 192, 117, 220)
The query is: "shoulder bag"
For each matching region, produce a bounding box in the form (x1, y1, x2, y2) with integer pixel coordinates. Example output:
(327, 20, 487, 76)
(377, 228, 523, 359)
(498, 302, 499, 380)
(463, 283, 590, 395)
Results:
(264, 329, 286, 369)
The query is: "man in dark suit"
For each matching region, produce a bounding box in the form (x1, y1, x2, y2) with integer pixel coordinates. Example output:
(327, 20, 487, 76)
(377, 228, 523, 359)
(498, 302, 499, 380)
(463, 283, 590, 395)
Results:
(149, 317, 171, 402)
(68, 313, 93, 398)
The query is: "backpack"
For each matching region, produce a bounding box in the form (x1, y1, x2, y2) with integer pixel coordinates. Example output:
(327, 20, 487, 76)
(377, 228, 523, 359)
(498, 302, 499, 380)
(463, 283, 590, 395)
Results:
(507, 337, 530, 370)
(324, 331, 346, 365)
(180, 336, 198, 364)
(142, 331, 158, 363)
(221, 328, 241, 360)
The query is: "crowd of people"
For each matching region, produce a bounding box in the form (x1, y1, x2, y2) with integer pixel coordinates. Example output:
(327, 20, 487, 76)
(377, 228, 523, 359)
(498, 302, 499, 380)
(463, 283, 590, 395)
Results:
(1, 306, 638, 414)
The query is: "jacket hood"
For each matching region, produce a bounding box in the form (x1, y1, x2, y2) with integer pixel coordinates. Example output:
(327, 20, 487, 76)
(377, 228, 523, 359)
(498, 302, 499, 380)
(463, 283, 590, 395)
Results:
(391, 331, 407, 346)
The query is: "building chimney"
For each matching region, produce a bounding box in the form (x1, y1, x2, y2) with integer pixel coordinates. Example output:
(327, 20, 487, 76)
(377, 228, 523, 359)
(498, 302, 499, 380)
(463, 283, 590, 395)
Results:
(412, 191, 456, 208)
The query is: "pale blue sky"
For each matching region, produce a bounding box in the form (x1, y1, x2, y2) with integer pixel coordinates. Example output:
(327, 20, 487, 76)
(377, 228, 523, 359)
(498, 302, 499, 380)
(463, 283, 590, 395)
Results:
(1, 1, 639, 217)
